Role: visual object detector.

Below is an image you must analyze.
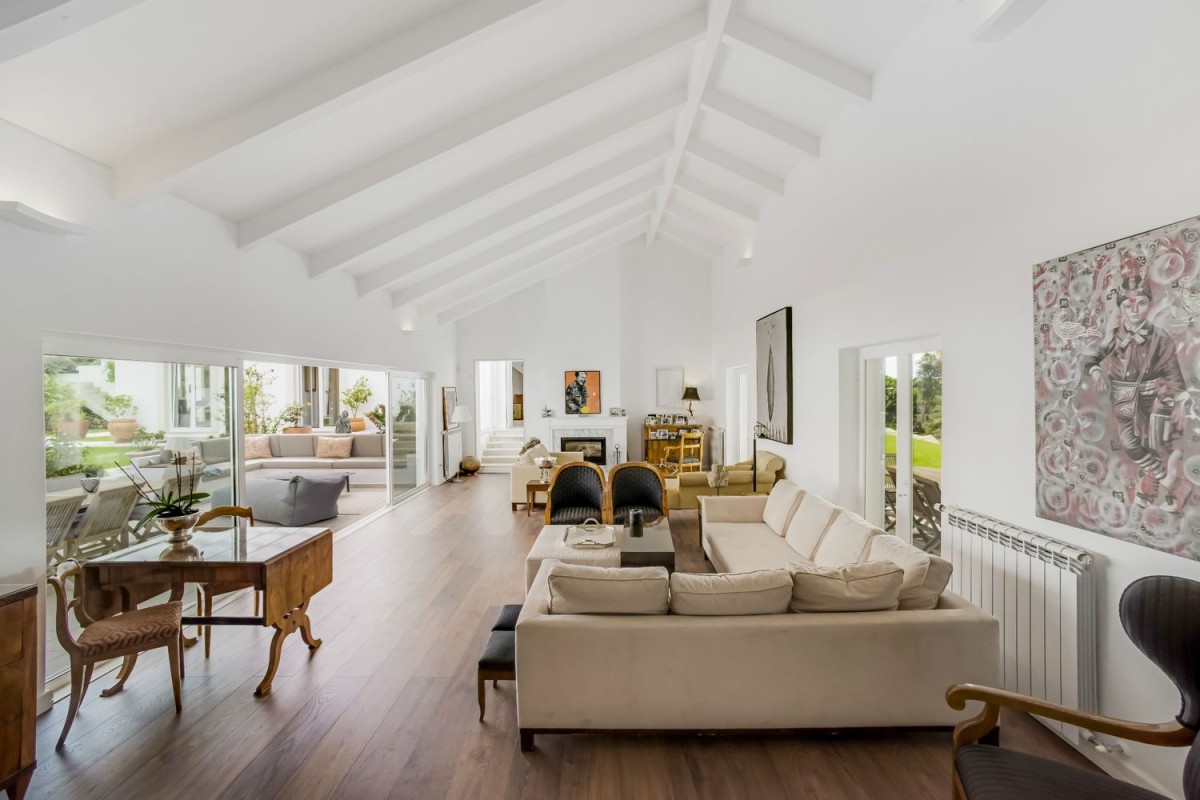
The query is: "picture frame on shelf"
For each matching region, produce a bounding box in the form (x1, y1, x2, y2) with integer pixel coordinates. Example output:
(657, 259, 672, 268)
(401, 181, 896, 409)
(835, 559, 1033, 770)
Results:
(609, 407, 626, 417)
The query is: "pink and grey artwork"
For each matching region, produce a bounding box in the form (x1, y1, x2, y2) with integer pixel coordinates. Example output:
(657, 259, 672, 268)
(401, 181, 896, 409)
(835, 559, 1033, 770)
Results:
(1034, 215, 1200, 560)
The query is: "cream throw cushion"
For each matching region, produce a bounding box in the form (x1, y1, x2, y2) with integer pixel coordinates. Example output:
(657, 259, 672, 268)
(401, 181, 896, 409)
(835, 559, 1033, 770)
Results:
(868, 535, 953, 610)
(783, 493, 841, 558)
(788, 561, 903, 613)
(244, 435, 272, 460)
(762, 480, 803, 536)
(315, 436, 353, 459)
(518, 442, 551, 466)
(547, 562, 669, 615)
(669, 569, 793, 616)
(811, 511, 881, 568)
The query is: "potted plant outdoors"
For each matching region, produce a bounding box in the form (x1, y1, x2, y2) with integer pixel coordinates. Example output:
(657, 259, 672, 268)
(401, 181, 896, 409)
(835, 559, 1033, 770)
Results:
(279, 401, 312, 434)
(341, 377, 373, 433)
(126, 427, 167, 464)
(121, 455, 210, 546)
(365, 403, 388, 432)
(103, 393, 139, 443)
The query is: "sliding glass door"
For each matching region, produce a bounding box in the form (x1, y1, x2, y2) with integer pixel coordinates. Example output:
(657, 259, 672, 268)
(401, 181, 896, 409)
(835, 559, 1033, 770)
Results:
(389, 373, 428, 503)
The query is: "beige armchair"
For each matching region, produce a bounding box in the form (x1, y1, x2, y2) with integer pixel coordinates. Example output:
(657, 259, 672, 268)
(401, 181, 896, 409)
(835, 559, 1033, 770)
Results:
(668, 450, 785, 510)
(510, 451, 585, 509)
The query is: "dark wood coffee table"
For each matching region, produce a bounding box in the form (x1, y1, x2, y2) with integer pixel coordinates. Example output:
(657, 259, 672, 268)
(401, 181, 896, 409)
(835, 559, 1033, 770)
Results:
(526, 480, 550, 517)
(618, 520, 675, 572)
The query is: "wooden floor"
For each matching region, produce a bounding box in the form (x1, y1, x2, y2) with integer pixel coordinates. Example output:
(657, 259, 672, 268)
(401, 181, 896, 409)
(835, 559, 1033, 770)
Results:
(32, 474, 1095, 800)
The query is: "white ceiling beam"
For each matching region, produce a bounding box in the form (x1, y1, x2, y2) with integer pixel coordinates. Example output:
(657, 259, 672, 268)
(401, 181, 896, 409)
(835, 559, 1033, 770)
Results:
(0, 0, 145, 63)
(356, 144, 665, 296)
(664, 205, 739, 244)
(435, 219, 646, 324)
(391, 190, 655, 308)
(701, 91, 820, 157)
(308, 87, 683, 277)
(722, 13, 871, 104)
(657, 228, 721, 261)
(401, 200, 652, 310)
(236, 12, 705, 248)
(660, 213, 727, 254)
(685, 140, 785, 195)
(112, 0, 569, 201)
(673, 193, 750, 234)
(645, 0, 732, 246)
(970, 0, 1048, 42)
(674, 175, 758, 224)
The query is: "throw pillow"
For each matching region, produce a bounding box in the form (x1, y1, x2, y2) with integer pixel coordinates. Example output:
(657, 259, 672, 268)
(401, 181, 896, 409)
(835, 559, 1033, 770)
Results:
(315, 436, 353, 459)
(783, 492, 841, 558)
(867, 535, 953, 610)
(762, 479, 803, 535)
(244, 435, 272, 461)
(519, 442, 551, 466)
(547, 562, 669, 615)
(516, 438, 543, 465)
(669, 569, 793, 616)
(788, 561, 903, 613)
(810, 511, 882, 568)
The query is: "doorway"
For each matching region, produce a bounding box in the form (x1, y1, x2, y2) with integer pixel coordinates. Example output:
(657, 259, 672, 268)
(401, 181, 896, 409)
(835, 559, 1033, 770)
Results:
(726, 365, 752, 464)
(475, 359, 525, 471)
(861, 339, 942, 553)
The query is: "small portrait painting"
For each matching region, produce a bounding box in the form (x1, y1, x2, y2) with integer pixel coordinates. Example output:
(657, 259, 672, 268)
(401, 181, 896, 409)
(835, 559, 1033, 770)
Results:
(564, 370, 601, 415)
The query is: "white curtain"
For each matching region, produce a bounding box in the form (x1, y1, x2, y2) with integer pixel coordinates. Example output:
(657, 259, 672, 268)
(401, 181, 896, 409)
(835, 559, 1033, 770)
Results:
(477, 360, 509, 436)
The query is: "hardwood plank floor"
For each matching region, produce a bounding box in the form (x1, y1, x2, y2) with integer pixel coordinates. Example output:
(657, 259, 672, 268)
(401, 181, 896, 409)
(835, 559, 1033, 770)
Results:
(32, 474, 1095, 799)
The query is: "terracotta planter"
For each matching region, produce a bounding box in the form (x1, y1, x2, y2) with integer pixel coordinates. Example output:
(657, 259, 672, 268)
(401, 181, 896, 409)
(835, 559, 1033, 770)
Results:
(282, 426, 313, 434)
(349, 417, 366, 432)
(107, 418, 138, 443)
(53, 420, 89, 440)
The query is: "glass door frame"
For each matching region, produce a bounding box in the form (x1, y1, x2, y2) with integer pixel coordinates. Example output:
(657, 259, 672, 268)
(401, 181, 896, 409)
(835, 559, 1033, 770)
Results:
(386, 369, 433, 506)
(860, 336, 941, 544)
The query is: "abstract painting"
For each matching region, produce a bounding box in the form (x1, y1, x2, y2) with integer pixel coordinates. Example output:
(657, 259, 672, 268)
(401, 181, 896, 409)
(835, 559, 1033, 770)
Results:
(756, 306, 792, 444)
(1033, 215, 1200, 560)
(564, 370, 600, 415)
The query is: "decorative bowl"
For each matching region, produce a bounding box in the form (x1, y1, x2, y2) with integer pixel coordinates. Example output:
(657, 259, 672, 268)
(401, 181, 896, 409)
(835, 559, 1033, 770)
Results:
(533, 456, 558, 484)
(157, 511, 201, 545)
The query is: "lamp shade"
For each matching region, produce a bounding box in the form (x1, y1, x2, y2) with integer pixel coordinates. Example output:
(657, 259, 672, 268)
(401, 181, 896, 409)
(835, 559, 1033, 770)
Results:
(681, 386, 700, 402)
(450, 404, 473, 423)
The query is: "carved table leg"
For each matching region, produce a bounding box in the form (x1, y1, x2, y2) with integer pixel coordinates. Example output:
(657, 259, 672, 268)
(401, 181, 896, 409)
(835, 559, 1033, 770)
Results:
(255, 599, 320, 697)
(101, 653, 138, 697)
(168, 582, 199, 648)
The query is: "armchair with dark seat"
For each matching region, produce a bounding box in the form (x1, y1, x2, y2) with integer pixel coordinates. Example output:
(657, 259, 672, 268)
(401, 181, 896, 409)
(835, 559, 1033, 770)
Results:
(544, 462, 606, 525)
(608, 462, 667, 525)
(947, 575, 1200, 800)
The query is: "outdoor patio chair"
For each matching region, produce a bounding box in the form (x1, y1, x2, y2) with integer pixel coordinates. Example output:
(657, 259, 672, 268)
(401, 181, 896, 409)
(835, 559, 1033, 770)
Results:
(194, 505, 257, 657)
(912, 474, 942, 553)
(67, 485, 139, 559)
(46, 495, 84, 564)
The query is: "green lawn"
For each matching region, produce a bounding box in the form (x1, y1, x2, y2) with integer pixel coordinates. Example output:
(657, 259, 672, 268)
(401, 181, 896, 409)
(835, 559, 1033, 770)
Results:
(885, 431, 942, 469)
(84, 445, 136, 469)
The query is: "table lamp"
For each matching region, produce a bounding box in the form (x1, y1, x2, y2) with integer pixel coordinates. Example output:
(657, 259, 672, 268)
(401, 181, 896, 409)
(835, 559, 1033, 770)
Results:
(682, 386, 700, 419)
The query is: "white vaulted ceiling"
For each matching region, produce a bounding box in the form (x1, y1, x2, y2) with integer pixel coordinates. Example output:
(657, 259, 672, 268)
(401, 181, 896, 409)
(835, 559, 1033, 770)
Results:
(0, 0, 928, 318)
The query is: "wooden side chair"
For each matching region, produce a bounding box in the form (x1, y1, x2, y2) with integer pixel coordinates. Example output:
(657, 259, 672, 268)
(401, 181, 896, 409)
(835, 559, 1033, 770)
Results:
(608, 462, 668, 525)
(662, 431, 704, 474)
(947, 575, 1200, 800)
(544, 462, 606, 525)
(194, 505, 256, 657)
(45, 495, 84, 564)
(67, 485, 139, 559)
(47, 560, 183, 749)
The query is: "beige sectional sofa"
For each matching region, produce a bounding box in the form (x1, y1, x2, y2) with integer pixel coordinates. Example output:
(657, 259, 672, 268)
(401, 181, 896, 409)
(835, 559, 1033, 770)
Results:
(514, 480, 999, 750)
(510, 451, 584, 509)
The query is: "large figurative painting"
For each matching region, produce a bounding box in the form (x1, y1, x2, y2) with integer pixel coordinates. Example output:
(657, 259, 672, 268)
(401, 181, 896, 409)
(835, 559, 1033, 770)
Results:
(756, 306, 793, 444)
(1033, 215, 1200, 560)
(564, 370, 600, 415)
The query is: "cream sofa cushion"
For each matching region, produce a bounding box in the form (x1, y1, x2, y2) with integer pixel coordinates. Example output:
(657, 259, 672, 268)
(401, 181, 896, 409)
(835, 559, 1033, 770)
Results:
(704, 522, 805, 573)
(669, 569, 793, 616)
(518, 442, 551, 466)
(244, 435, 272, 461)
(788, 561, 904, 613)
(547, 562, 669, 615)
(315, 436, 352, 458)
(812, 511, 881, 568)
(783, 493, 841, 558)
(868, 535, 953, 610)
(762, 480, 803, 535)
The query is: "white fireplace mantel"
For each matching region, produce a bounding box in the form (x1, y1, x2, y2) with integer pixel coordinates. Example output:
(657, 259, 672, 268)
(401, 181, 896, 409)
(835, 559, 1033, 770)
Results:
(547, 418, 629, 465)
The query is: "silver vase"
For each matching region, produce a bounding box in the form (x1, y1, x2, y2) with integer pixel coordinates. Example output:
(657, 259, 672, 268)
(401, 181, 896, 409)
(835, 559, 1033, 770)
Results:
(158, 511, 201, 545)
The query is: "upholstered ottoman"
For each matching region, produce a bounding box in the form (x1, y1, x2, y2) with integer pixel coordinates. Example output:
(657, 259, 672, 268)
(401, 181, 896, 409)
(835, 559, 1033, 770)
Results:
(477, 604, 522, 720)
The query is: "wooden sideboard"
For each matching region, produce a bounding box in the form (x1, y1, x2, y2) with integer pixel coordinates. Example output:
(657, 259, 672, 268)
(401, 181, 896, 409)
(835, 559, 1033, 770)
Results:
(643, 424, 705, 467)
(0, 584, 37, 800)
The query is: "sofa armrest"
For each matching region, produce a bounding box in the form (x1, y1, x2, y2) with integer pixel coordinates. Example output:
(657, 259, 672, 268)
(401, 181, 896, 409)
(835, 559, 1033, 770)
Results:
(700, 495, 768, 523)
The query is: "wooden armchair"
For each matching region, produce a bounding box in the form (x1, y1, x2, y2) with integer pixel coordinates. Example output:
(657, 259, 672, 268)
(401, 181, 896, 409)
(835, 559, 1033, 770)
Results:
(194, 505, 256, 657)
(47, 560, 183, 749)
(544, 462, 606, 525)
(662, 431, 703, 474)
(946, 575, 1200, 800)
(608, 463, 667, 525)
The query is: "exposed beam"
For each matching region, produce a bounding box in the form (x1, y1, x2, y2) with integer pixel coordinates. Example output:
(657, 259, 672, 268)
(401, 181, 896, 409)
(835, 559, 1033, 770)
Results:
(722, 13, 871, 104)
(660, 214, 727, 254)
(113, 0, 569, 201)
(665, 204, 740, 244)
(435, 219, 646, 324)
(970, 0, 1048, 42)
(401, 200, 652, 311)
(701, 91, 820, 157)
(236, 12, 705, 248)
(685, 140, 786, 195)
(0, 0, 146, 63)
(674, 175, 758, 224)
(646, 0, 732, 246)
(391, 191, 655, 308)
(308, 87, 683, 277)
(658, 228, 721, 261)
(356, 144, 665, 296)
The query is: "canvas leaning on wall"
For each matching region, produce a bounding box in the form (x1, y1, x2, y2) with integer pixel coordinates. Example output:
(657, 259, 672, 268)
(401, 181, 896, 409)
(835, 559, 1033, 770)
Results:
(1033, 214, 1200, 561)
(756, 306, 793, 444)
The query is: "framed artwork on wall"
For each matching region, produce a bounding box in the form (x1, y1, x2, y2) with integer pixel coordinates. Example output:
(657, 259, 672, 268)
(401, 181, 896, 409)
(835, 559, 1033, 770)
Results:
(656, 366, 685, 409)
(756, 306, 793, 444)
(564, 370, 600, 415)
(1033, 214, 1200, 561)
(442, 386, 458, 430)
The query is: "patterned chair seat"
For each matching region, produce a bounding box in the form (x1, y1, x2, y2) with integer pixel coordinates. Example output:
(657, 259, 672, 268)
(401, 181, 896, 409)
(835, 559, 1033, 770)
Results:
(956, 746, 1166, 800)
(612, 504, 664, 525)
(549, 505, 603, 525)
(78, 601, 183, 657)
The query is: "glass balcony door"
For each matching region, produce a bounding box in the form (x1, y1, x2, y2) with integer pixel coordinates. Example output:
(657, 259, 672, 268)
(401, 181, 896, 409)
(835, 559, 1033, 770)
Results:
(389, 373, 428, 504)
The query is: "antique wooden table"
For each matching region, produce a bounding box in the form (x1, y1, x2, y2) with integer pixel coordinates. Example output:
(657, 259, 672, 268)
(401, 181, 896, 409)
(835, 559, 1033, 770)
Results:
(525, 481, 550, 517)
(78, 525, 333, 698)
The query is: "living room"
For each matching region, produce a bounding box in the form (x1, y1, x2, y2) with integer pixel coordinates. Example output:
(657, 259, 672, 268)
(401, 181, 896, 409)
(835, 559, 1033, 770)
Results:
(3, 1, 1200, 799)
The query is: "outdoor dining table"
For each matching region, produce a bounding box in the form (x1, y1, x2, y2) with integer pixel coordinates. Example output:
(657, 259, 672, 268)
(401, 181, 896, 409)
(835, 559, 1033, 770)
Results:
(75, 523, 333, 697)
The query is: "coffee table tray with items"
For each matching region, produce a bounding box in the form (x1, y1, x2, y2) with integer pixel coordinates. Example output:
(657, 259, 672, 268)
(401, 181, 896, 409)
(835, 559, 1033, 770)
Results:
(524, 522, 676, 590)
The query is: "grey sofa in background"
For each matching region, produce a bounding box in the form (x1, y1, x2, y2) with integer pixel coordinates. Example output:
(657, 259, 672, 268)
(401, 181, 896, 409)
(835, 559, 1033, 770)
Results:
(191, 433, 387, 473)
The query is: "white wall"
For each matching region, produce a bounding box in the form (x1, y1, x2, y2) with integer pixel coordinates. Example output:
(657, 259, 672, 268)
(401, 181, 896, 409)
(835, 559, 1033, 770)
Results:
(456, 240, 711, 459)
(0, 120, 457, 697)
(708, 1, 1200, 795)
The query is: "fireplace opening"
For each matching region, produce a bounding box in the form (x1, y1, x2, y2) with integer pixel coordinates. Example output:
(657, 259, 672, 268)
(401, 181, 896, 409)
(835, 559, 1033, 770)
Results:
(561, 436, 606, 466)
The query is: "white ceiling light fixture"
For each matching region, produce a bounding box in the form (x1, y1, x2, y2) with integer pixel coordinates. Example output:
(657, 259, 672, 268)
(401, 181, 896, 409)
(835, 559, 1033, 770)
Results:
(0, 201, 89, 235)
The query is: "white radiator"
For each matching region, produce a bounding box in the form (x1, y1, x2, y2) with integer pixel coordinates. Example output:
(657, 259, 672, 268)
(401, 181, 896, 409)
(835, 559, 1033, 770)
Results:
(941, 505, 1096, 743)
(443, 429, 463, 479)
